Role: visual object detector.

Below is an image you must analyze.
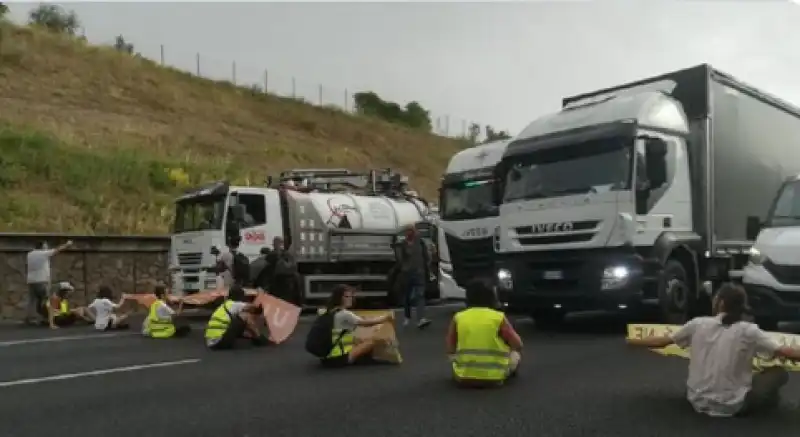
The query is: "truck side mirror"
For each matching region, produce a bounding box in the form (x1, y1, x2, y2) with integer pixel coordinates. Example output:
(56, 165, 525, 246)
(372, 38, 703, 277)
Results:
(644, 138, 668, 188)
(746, 215, 763, 241)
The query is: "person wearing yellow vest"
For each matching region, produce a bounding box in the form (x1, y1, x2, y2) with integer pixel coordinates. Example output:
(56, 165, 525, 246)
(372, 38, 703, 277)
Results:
(446, 279, 523, 387)
(320, 285, 394, 368)
(47, 282, 92, 329)
(205, 284, 270, 350)
(142, 284, 192, 339)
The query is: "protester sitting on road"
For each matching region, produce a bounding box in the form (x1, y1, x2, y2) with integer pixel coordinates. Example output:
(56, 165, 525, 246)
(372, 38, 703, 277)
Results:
(205, 284, 270, 350)
(47, 282, 92, 329)
(627, 283, 800, 417)
(446, 278, 523, 387)
(87, 286, 130, 331)
(142, 284, 192, 339)
(315, 285, 394, 368)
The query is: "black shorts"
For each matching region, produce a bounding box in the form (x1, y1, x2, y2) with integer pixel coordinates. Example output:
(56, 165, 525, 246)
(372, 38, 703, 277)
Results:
(53, 313, 77, 327)
(208, 316, 247, 350)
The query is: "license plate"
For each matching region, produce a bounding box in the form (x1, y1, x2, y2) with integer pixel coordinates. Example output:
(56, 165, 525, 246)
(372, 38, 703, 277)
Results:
(543, 270, 563, 280)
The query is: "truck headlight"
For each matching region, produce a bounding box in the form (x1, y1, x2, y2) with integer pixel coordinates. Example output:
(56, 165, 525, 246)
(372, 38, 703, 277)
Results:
(601, 265, 629, 290)
(748, 247, 767, 266)
(496, 268, 513, 291)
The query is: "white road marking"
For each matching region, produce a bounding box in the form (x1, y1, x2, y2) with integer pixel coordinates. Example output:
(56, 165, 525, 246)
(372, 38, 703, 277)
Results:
(0, 358, 202, 388)
(0, 332, 137, 347)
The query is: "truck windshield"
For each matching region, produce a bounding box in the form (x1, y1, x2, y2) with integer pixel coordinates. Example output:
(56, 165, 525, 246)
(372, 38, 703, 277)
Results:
(502, 137, 633, 203)
(174, 196, 226, 233)
(769, 180, 800, 227)
(440, 179, 497, 221)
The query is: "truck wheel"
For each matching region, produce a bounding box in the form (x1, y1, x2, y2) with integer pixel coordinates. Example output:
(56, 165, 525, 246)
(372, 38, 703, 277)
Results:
(658, 260, 692, 324)
(531, 311, 566, 330)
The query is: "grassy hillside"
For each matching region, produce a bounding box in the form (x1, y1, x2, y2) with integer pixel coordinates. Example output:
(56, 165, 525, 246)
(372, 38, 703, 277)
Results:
(0, 23, 463, 235)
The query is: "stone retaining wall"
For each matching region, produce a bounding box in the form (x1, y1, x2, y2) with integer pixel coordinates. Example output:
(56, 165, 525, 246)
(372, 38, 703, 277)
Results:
(0, 233, 170, 320)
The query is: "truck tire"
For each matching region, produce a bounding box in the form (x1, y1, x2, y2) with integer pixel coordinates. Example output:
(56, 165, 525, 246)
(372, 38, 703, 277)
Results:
(531, 310, 566, 330)
(658, 259, 692, 324)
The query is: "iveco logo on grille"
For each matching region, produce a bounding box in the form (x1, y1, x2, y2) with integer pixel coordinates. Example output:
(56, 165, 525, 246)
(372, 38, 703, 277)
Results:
(531, 222, 574, 234)
(462, 227, 489, 238)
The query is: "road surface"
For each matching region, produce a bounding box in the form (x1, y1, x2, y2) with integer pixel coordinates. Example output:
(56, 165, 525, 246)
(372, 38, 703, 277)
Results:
(0, 308, 798, 437)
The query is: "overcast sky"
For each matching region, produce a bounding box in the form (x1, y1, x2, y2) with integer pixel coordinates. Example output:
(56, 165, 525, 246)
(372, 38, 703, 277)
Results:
(7, 1, 800, 135)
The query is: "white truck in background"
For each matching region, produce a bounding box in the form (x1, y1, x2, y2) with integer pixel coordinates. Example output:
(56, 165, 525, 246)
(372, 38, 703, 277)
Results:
(742, 175, 800, 330)
(438, 140, 511, 300)
(494, 64, 800, 328)
(169, 168, 436, 305)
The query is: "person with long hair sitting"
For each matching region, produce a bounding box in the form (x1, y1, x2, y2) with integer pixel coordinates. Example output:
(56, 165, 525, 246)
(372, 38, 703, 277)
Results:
(319, 285, 394, 368)
(446, 278, 523, 387)
(628, 283, 800, 417)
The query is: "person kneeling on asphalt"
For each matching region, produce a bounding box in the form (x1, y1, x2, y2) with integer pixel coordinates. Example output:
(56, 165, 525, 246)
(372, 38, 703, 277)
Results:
(446, 278, 523, 387)
(47, 282, 93, 330)
(308, 284, 394, 368)
(205, 284, 270, 350)
(142, 284, 192, 339)
(628, 283, 800, 417)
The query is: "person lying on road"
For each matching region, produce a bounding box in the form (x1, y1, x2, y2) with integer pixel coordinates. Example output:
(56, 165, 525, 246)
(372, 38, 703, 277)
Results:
(316, 284, 394, 368)
(87, 286, 130, 331)
(205, 284, 270, 350)
(142, 284, 192, 339)
(47, 282, 93, 329)
(446, 278, 522, 387)
(627, 283, 800, 417)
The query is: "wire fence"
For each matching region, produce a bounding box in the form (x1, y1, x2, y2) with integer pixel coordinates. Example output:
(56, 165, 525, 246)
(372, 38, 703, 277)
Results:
(135, 43, 498, 139)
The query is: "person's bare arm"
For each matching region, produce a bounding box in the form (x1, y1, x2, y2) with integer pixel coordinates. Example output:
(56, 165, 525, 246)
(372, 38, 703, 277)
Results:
(499, 317, 523, 352)
(47, 298, 57, 329)
(627, 319, 698, 349)
(752, 327, 800, 362)
(50, 240, 73, 256)
(355, 312, 394, 327)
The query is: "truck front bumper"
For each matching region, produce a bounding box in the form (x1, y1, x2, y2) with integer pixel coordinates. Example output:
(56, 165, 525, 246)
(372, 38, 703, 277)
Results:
(743, 264, 800, 320)
(495, 247, 647, 314)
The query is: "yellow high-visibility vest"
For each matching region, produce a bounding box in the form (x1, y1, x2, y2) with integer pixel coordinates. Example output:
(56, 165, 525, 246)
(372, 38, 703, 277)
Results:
(205, 300, 234, 341)
(146, 299, 176, 339)
(452, 307, 511, 382)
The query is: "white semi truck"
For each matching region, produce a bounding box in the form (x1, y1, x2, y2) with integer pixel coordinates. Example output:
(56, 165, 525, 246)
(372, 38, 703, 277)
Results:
(169, 168, 436, 304)
(494, 64, 800, 327)
(437, 140, 511, 300)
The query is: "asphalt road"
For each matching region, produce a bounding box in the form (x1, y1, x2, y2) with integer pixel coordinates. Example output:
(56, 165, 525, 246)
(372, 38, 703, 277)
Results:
(1, 308, 799, 437)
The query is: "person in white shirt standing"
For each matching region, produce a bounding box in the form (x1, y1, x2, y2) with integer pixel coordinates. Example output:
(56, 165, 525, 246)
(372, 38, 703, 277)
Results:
(25, 240, 73, 325)
(628, 283, 800, 417)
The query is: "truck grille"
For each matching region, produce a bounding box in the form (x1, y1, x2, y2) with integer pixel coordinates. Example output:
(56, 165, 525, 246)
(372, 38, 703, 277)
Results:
(178, 252, 203, 267)
(763, 260, 800, 286)
(444, 234, 495, 287)
(515, 220, 600, 246)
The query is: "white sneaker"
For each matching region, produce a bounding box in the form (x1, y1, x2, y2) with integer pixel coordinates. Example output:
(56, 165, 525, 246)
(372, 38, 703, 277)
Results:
(403, 319, 410, 328)
(417, 318, 431, 329)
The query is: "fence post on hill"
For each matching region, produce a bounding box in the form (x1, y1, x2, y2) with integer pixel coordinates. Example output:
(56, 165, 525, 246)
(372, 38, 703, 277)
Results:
(264, 70, 269, 92)
(344, 89, 349, 112)
(160, 44, 164, 65)
(318, 84, 322, 105)
(292, 77, 296, 99)
(232, 61, 237, 85)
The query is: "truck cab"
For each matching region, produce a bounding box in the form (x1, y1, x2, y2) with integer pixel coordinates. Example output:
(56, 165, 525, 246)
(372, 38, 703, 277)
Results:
(170, 169, 435, 305)
(743, 175, 800, 329)
(438, 140, 511, 300)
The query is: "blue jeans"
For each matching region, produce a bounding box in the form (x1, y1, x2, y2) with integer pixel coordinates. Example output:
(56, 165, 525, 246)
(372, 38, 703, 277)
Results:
(403, 273, 426, 321)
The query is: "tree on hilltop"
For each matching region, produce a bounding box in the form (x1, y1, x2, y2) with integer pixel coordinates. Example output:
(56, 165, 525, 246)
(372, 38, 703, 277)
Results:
(353, 91, 433, 132)
(0, 3, 9, 19)
(113, 35, 134, 54)
(484, 125, 511, 143)
(28, 4, 81, 36)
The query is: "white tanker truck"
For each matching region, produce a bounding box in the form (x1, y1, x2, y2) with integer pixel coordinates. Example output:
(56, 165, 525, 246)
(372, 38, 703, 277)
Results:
(169, 168, 437, 305)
